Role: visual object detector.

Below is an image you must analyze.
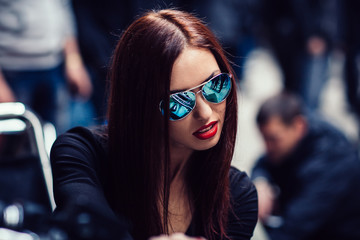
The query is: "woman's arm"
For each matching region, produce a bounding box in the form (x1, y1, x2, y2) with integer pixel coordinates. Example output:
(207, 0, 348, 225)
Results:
(50, 127, 131, 238)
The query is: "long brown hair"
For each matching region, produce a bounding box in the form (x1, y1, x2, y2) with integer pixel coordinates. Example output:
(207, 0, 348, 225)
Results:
(107, 9, 238, 240)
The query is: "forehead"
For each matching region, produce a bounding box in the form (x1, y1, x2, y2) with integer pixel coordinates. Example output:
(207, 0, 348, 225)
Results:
(261, 116, 289, 134)
(170, 47, 220, 91)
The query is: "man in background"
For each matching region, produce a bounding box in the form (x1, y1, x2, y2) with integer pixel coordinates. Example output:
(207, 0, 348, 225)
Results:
(252, 92, 360, 240)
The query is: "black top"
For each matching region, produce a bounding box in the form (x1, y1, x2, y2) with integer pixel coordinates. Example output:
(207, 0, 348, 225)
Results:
(50, 126, 258, 240)
(252, 114, 360, 240)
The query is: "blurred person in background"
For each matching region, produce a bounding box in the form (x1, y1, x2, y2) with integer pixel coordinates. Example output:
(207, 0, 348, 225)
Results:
(0, 0, 93, 133)
(70, 0, 137, 124)
(251, 92, 360, 240)
(258, 0, 342, 110)
(180, 0, 262, 80)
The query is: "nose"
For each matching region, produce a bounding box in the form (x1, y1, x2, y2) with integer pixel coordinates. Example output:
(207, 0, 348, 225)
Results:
(192, 91, 212, 121)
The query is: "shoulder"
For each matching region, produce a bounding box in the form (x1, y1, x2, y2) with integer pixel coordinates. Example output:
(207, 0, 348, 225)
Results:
(229, 166, 257, 200)
(53, 126, 106, 145)
(302, 116, 359, 169)
(51, 126, 107, 158)
(50, 126, 108, 181)
(306, 114, 351, 149)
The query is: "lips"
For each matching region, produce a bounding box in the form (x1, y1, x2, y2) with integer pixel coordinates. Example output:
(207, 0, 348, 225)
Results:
(193, 121, 218, 140)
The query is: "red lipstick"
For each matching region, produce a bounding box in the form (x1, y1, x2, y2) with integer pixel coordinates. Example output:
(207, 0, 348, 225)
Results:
(193, 121, 218, 140)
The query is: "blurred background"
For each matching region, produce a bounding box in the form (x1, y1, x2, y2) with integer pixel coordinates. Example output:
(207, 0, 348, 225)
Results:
(1, 0, 360, 239)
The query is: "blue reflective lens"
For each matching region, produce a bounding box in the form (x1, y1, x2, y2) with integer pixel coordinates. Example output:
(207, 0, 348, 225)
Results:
(202, 73, 231, 103)
(169, 92, 196, 120)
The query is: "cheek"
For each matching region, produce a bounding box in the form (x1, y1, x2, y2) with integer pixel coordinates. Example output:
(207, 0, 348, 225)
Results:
(168, 123, 179, 140)
(216, 101, 227, 122)
(211, 102, 226, 137)
(168, 120, 191, 141)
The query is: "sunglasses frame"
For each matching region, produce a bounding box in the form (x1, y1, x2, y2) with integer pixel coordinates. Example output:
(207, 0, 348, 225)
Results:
(160, 72, 232, 121)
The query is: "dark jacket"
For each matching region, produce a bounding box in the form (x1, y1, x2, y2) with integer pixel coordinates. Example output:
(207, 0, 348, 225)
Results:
(252, 114, 360, 240)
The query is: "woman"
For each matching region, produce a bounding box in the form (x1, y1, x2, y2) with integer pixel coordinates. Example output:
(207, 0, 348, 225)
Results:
(50, 9, 258, 240)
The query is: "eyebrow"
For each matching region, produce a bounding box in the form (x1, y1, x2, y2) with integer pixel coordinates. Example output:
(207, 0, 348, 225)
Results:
(170, 70, 220, 94)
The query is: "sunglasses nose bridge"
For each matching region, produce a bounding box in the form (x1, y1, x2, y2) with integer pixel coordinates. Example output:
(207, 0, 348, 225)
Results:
(194, 88, 202, 95)
(191, 88, 207, 104)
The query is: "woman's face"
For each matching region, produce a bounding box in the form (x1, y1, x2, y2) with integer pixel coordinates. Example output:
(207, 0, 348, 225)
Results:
(168, 47, 227, 152)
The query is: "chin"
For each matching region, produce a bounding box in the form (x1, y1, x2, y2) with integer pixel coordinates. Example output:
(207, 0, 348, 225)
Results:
(269, 154, 287, 164)
(192, 134, 221, 151)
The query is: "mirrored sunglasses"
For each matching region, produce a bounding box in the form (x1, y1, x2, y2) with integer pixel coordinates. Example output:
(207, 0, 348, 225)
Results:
(159, 73, 232, 121)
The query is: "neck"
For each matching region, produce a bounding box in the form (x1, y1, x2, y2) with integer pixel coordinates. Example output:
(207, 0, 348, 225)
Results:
(169, 145, 193, 183)
(157, 144, 195, 233)
(168, 147, 194, 234)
